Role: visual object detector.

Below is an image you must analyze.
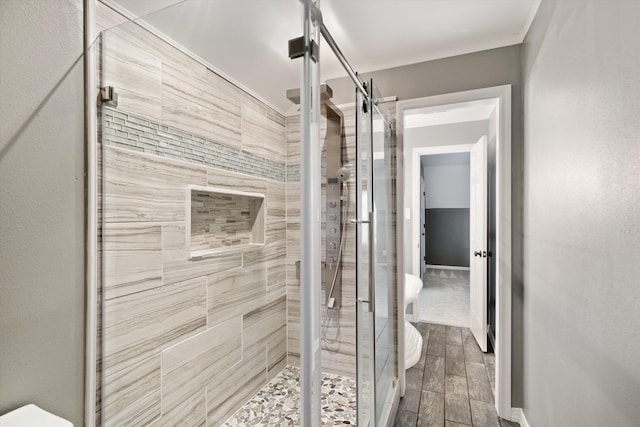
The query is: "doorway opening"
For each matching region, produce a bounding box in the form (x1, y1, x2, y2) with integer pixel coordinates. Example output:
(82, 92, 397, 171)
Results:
(420, 151, 471, 328)
(397, 85, 512, 419)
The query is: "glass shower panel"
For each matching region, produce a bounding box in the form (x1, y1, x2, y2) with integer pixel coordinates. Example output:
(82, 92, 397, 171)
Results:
(370, 79, 397, 423)
(356, 88, 376, 427)
(355, 79, 398, 427)
(300, 0, 322, 425)
(96, 1, 309, 425)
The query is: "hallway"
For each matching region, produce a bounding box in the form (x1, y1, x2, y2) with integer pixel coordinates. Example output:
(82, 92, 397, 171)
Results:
(419, 269, 470, 328)
(394, 323, 517, 427)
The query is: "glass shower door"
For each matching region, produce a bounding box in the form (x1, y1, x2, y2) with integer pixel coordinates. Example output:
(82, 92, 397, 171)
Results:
(356, 87, 375, 426)
(371, 80, 397, 423)
(356, 79, 398, 426)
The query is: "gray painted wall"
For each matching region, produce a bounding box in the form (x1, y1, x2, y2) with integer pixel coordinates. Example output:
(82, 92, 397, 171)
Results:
(0, 0, 86, 424)
(328, 44, 525, 405)
(523, 1, 640, 425)
(422, 154, 470, 209)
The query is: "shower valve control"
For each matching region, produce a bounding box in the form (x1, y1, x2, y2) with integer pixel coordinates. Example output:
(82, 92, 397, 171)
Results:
(329, 201, 337, 208)
(329, 214, 337, 220)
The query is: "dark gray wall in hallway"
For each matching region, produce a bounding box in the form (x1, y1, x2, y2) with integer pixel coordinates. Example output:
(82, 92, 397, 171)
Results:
(425, 208, 470, 267)
(328, 44, 525, 406)
(523, 1, 640, 425)
(0, 0, 86, 424)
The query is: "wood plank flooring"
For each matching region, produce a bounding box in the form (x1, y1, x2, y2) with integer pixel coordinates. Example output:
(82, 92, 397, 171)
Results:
(394, 323, 519, 427)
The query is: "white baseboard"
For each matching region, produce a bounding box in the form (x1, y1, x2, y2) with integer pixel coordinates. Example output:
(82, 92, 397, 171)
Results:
(426, 264, 470, 271)
(511, 408, 531, 427)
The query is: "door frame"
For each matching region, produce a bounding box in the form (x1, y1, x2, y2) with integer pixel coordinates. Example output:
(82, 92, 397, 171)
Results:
(396, 85, 512, 418)
(419, 175, 426, 274)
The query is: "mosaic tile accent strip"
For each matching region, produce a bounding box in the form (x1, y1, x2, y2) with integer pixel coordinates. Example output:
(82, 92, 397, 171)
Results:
(286, 164, 300, 182)
(222, 365, 356, 426)
(102, 107, 286, 182)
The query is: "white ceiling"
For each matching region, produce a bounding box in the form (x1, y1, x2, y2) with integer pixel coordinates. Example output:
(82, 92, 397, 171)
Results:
(104, 0, 540, 113)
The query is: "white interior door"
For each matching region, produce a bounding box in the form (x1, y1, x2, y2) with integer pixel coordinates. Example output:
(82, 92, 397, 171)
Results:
(470, 136, 488, 351)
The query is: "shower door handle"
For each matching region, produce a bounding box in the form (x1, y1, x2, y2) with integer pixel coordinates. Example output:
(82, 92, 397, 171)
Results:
(367, 211, 375, 313)
(350, 218, 370, 224)
(353, 214, 375, 313)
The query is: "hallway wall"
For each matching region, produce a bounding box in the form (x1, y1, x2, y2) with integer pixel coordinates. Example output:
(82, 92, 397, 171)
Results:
(0, 1, 86, 424)
(522, 1, 640, 425)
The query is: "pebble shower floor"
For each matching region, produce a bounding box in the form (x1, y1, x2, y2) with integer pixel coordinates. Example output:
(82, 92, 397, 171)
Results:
(222, 366, 357, 426)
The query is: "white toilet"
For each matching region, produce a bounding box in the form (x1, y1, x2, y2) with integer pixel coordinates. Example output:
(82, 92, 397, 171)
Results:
(404, 273, 422, 322)
(404, 273, 424, 370)
(0, 404, 73, 427)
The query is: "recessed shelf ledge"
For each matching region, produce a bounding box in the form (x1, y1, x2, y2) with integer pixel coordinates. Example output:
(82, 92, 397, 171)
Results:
(190, 243, 264, 261)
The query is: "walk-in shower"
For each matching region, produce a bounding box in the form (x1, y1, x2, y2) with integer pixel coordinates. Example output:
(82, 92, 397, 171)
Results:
(91, 1, 399, 426)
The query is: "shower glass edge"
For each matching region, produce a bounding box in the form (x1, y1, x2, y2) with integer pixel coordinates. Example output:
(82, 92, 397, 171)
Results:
(300, 0, 322, 426)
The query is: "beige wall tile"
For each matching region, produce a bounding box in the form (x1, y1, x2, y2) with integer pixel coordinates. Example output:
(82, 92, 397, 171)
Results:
(206, 167, 267, 195)
(102, 25, 162, 122)
(150, 389, 206, 427)
(103, 223, 162, 300)
(162, 84, 241, 149)
(267, 326, 287, 381)
(241, 102, 286, 164)
(267, 257, 286, 302)
(243, 297, 286, 353)
(162, 316, 241, 415)
(286, 182, 300, 220)
(207, 263, 266, 324)
(206, 298, 285, 425)
(104, 388, 160, 427)
(206, 345, 266, 426)
(103, 276, 206, 378)
(266, 181, 286, 220)
(285, 115, 301, 164)
(104, 146, 207, 223)
(102, 354, 161, 427)
(162, 61, 242, 147)
(163, 251, 242, 286)
(161, 222, 187, 263)
(96, 2, 128, 34)
(266, 220, 287, 301)
(321, 349, 357, 378)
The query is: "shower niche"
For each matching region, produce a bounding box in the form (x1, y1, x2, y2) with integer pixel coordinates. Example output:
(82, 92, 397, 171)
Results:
(186, 185, 265, 259)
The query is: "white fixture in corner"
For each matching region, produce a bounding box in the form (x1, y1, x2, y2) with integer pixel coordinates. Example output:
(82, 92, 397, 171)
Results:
(405, 321, 422, 369)
(404, 273, 423, 369)
(0, 404, 73, 427)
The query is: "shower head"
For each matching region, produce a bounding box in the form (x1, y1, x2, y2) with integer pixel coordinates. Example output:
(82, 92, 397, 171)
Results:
(336, 167, 350, 183)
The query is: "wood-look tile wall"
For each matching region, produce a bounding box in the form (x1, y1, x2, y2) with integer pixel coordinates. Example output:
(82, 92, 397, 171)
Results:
(285, 106, 360, 378)
(97, 3, 400, 425)
(285, 100, 399, 379)
(97, 5, 286, 426)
